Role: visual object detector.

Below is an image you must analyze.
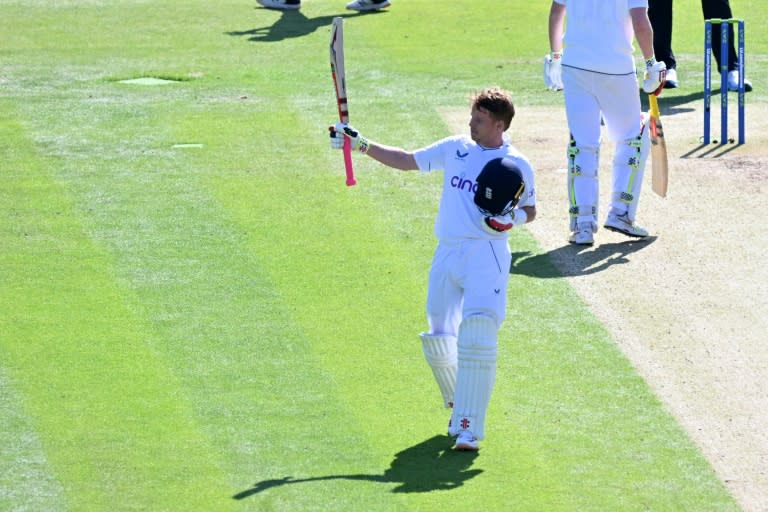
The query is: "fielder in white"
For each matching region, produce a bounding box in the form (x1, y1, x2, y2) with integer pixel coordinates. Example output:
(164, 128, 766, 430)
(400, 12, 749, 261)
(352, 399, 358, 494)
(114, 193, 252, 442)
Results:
(545, 0, 666, 245)
(329, 87, 537, 450)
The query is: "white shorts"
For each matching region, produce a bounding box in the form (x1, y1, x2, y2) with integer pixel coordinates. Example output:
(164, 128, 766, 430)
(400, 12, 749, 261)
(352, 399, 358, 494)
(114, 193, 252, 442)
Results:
(425, 238, 511, 336)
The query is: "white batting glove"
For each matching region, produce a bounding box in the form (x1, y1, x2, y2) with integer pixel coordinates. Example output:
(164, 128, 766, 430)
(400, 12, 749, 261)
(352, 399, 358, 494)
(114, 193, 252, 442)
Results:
(643, 59, 667, 95)
(481, 213, 514, 234)
(329, 122, 369, 153)
(329, 125, 345, 150)
(543, 52, 563, 91)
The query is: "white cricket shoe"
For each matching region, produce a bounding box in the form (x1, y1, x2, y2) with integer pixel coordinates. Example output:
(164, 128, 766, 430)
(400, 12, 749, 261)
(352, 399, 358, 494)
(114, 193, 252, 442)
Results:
(257, 0, 300, 10)
(727, 70, 753, 92)
(569, 222, 594, 246)
(663, 68, 678, 89)
(346, 0, 391, 11)
(454, 430, 479, 451)
(604, 212, 648, 238)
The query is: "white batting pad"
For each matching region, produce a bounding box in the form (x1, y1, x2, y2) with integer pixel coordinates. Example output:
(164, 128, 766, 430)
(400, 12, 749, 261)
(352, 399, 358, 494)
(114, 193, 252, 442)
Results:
(449, 315, 497, 440)
(568, 141, 600, 231)
(420, 333, 458, 408)
(611, 116, 650, 221)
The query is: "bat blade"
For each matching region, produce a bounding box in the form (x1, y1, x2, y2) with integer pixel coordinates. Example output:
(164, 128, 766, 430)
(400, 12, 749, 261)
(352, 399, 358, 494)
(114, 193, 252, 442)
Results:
(330, 17, 356, 187)
(648, 94, 668, 197)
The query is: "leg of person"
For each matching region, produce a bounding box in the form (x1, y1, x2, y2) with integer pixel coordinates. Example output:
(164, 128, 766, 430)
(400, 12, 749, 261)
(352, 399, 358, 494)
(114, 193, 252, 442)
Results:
(562, 67, 603, 245)
(257, 0, 301, 9)
(423, 242, 463, 410)
(702, 0, 754, 92)
(604, 117, 650, 236)
(648, 0, 678, 87)
(448, 239, 511, 450)
(420, 333, 457, 409)
(702, 0, 735, 69)
(347, 0, 391, 11)
(450, 314, 497, 450)
(599, 74, 650, 238)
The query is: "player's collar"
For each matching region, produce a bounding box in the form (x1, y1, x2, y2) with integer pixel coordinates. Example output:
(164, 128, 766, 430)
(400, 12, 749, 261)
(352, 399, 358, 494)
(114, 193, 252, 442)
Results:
(477, 133, 510, 150)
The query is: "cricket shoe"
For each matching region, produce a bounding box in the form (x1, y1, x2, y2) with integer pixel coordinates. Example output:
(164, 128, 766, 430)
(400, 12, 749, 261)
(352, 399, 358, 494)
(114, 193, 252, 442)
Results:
(346, 0, 391, 11)
(569, 222, 594, 246)
(604, 212, 648, 238)
(257, 0, 300, 10)
(727, 70, 753, 92)
(663, 68, 678, 89)
(454, 430, 479, 451)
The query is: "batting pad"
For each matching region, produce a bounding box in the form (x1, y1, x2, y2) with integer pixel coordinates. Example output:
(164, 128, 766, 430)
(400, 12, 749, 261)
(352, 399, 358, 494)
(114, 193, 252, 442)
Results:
(449, 315, 497, 440)
(420, 333, 458, 408)
(611, 117, 650, 221)
(568, 140, 600, 231)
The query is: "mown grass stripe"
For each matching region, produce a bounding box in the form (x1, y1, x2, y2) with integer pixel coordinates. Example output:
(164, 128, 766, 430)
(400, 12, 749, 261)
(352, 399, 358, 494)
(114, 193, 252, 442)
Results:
(0, 367, 67, 512)
(0, 117, 235, 511)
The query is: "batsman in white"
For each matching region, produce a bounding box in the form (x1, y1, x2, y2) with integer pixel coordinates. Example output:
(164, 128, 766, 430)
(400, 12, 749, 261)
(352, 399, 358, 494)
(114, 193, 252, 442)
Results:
(544, 0, 666, 245)
(329, 87, 537, 451)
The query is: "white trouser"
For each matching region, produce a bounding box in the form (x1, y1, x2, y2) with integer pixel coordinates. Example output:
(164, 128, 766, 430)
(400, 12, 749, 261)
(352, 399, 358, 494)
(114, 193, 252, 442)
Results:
(562, 66, 646, 227)
(424, 238, 511, 336)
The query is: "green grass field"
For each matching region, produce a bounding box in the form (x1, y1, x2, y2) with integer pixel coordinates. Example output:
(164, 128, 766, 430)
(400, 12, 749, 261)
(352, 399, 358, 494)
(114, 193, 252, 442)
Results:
(1, 1, 765, 510)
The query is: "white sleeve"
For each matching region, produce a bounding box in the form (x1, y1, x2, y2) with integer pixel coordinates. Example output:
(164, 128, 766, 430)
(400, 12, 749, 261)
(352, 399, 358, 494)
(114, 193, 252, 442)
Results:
(412, 136, 461, 173)
(517, 162, 537, 209)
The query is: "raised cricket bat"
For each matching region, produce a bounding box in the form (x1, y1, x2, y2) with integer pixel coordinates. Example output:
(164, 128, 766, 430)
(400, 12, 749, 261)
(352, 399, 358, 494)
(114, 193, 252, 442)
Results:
(648, 94, 668, 197)
(330, 17, 356, 187)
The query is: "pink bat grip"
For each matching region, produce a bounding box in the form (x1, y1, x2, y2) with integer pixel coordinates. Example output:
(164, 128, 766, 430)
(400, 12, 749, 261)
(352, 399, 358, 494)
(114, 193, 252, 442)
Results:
(343, 138, 356, 186)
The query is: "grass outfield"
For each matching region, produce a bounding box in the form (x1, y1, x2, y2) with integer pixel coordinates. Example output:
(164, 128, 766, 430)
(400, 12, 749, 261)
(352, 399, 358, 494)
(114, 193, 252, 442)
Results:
(1, 1, 763, 510)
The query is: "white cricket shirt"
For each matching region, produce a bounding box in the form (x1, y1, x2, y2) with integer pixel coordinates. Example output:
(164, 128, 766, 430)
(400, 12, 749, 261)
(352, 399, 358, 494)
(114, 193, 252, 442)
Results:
(554, 0, 648, 75)
(413, 135, 536, 242)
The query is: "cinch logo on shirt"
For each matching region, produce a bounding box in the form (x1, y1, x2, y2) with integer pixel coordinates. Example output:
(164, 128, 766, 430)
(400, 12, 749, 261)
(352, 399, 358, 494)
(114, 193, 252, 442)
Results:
(450, 175, 478, 194)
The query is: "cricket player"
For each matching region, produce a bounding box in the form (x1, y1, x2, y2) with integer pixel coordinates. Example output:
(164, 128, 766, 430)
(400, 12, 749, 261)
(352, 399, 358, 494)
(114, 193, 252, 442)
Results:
(329, 87, 537, 451)
(544, 0, 666, 245)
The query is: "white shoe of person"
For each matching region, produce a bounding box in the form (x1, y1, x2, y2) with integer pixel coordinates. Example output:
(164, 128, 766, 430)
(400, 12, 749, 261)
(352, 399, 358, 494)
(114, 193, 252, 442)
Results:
(604, 211, 648, 238)
(454, 430, 479, 451)
(346, 0, 391, 11)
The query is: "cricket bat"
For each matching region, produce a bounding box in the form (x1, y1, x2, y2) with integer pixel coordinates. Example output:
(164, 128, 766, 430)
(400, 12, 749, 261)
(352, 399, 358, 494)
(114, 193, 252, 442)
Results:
(330, 17, 356, 187)
(648, 94, 668, 197)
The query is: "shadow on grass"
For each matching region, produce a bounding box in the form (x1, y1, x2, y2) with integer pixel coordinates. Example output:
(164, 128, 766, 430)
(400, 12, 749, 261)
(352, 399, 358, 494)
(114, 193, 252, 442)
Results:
(511, 236, 657, 278)
(232, 435, 481, 499)
(226, 8, 386, 42)
(639, 90, 705, 115)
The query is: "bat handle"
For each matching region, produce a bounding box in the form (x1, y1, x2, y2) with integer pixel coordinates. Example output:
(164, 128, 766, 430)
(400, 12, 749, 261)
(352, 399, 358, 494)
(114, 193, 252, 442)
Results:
(343, 138, 356, 186)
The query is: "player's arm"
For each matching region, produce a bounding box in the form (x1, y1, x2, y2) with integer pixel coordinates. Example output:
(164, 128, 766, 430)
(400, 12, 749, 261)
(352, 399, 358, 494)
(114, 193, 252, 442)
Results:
(630, 7, 654, 62)
(544, 2, 566, 91)
(365, 143, 419, 171)
(518, 205, 537, 224)
(329, 122, 419, 171)
(548, 1, 566, 54)
(631, 7, 666, 94)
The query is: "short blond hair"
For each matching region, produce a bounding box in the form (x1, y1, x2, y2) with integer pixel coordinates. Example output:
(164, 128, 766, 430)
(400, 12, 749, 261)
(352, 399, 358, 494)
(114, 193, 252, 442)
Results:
(471, 87, 515, 131)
